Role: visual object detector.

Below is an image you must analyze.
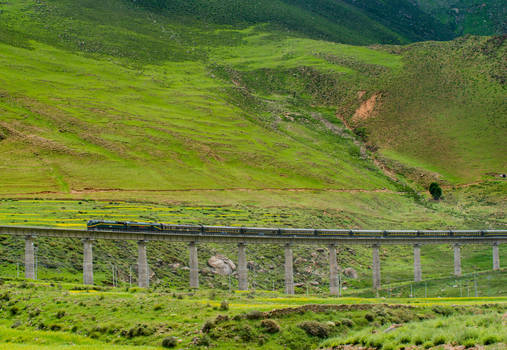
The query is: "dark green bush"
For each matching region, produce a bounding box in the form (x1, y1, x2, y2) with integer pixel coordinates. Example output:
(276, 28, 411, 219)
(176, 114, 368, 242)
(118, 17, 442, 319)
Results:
(261, 319, 281, 333)
(220, 300, 229, 311)
(340, 318, 354, 328)
(49, 324, 62, 331)
(298, 321, 330, 338)
(246, 310, 264, 320)
(482, 335, 499, 345)
(162, 336, 178, 348)
(194, 335, 210, 346)
(202, 320, 214, 333)
(365, 313, 375, 322)
(9, 306, 19, 315)
(0, 292, 9, 301)
(429, 182, 442, 200)
(237, 324, 255, 341)
(432, 335, 446, 345)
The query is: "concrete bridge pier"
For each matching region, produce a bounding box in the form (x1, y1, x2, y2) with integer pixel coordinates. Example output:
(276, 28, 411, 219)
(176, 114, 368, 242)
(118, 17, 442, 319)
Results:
(453, 243, 461, 276)
(284, 243, 294, 295)
(237, 243, 248, 291)
(328, 244, 339, 296)
(414, 244, 422, 282)
(24, 236, 35, 280)
(189, 242, 199, 289)
(137, 240, 149, 288)
(372, 244, 381, 291)
(492, 242, 500, 270)
(83, 238, 94, 285)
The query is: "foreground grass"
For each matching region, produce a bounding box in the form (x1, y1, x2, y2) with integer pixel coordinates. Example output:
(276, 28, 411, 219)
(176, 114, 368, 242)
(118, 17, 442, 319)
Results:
(0, 282, 505, 349)
(322, 312, 507, 349)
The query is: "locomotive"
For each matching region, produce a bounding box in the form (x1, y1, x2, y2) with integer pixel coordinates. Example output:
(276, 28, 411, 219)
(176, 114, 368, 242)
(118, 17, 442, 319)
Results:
(86, 220, 507, 238)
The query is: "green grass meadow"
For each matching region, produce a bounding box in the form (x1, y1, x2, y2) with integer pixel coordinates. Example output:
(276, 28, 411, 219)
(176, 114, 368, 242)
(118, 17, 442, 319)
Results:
(0, 281, 506, 349)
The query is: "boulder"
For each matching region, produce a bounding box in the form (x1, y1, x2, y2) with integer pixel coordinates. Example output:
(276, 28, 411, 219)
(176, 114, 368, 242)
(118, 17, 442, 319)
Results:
(207, 255, 236, 275)
(343, 267, 358, 279)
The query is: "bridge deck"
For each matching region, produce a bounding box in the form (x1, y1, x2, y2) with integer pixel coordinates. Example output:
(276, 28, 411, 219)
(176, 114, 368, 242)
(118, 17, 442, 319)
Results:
(0, 225, 505, 245)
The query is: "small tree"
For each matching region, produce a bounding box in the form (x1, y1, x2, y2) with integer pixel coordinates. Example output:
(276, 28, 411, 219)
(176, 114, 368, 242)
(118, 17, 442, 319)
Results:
(429, 182, 442, 200)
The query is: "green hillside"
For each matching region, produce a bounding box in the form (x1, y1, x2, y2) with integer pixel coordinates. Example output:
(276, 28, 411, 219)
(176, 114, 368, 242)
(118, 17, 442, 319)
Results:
(417, 0, 507, 35)
(0, 0, 505, 197)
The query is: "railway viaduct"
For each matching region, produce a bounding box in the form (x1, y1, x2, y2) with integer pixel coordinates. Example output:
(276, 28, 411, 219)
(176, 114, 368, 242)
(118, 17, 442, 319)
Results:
(0, 225, 505, 295)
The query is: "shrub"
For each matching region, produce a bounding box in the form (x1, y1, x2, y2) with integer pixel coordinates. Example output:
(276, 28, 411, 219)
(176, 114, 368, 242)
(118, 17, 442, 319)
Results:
(257, 333, 268, 345)
(400, 335, 411, 344)
(246, 310, 264, 320)
(482, 334, 499, 345)
(340, 318, 354, 328)
(298, 321, 330, 338)
(237, 324, 254, 341)
(354, 127, 369, 142)
(261, 319, 281, 333)
(214, 314, 229, 324)
(9, 306, 19, 315)
(49, 324, 62, 331)
(220, 300, 229, 311)
(365, 313, 375, 322)
(123, 324, 154, 338)
(56, 310, 65, 319)
(153, 304, 163, 311)
(202, 320, 214, 333)
(194, 335, 210, 346)
(429, 182, 442, 200)
(414, 336, 424, 345)
(463, 338, 477, 348)
(162, 336, 178, 348)
(432, 335, 446, 345)
(233, 314, 244, 321)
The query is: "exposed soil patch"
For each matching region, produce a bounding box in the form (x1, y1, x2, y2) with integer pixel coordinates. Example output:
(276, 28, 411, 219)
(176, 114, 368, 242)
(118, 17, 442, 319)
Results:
(352, 92, 382, 124)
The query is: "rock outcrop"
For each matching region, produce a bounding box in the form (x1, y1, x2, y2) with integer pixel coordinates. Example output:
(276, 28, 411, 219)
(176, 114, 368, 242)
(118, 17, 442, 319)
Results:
(207, 255, 236, 275)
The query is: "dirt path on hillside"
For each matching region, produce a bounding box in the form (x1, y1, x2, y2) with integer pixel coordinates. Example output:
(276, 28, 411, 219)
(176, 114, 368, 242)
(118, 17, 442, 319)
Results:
(4, 187, 403, 196)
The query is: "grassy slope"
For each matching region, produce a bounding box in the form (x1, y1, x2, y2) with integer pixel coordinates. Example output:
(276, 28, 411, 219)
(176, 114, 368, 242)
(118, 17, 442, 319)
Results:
(416, 0, 507, 35)
(364, 36, 507, 183)
(0, 0, 505, 195)
(0, 0, 401, 194)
